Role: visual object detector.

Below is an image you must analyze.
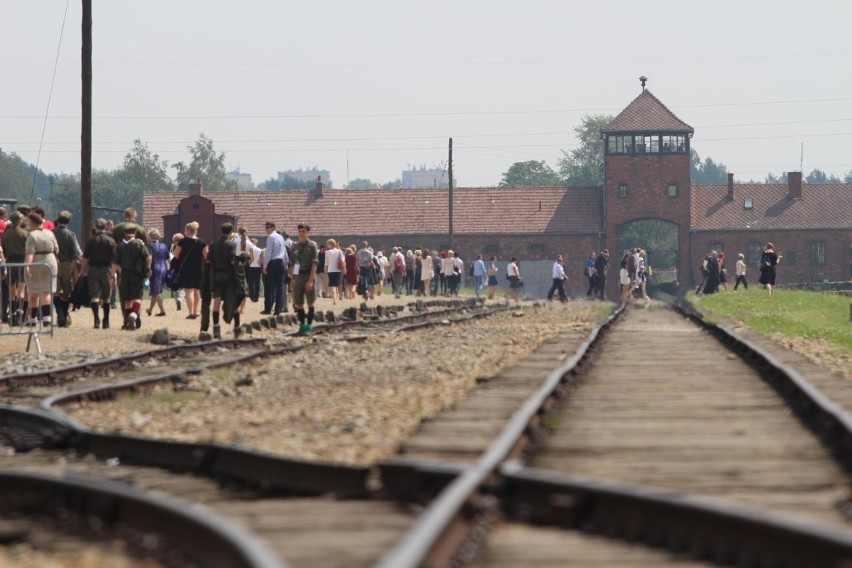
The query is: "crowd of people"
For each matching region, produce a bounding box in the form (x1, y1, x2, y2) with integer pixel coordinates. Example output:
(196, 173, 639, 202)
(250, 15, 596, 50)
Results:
(0, 202, 788, 339)
(696, 243, 782, 297)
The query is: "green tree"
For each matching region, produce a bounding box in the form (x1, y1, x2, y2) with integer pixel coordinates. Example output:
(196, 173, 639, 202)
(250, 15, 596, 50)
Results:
(0, 148, 52, 206)
(500, 160, 561, 187)
(764, 171, 788, 184)
(804, 168, 840, 184)
(171, 134, 237, 191)
(690, 149, 728, 183)
(557, 114, 613, 186)
(117, 139, 174, 191)
(845, 170, 852, 183)
(347, 178, 377, 189)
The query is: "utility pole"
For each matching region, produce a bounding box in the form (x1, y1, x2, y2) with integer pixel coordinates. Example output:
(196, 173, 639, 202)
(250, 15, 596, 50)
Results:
(448, 137, 453, 249)
(81, 0, 92, 237)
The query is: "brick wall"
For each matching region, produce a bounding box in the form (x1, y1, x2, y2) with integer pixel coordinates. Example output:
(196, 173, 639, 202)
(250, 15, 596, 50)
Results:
(691, 229, 852, 284)
(604, 152, 692, 297)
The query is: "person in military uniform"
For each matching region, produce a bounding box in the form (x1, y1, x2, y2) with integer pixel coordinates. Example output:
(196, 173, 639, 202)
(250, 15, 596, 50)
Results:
(111, 207, 149, 246)
(51, 210, 82, 327)
(2, 211, 29, 325)
(82, 218, 117, 329)
(112, 225, 151, 330)
(288, 223, 319, 332)
(205, 223, 248, 339)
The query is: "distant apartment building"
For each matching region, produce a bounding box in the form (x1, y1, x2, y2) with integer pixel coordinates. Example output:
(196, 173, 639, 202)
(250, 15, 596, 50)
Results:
(401, 165, 456, 188)
(277, 168, 331, 188)
(226, 169, 254, 190)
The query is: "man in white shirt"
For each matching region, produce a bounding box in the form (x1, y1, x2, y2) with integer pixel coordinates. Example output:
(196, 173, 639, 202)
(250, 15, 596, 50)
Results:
(547, 255, 568, 303)
(262, 222, 288, 315)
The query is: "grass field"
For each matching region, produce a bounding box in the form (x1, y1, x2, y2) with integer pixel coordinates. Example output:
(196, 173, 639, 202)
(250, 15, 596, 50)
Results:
(691, 288, 852, 352)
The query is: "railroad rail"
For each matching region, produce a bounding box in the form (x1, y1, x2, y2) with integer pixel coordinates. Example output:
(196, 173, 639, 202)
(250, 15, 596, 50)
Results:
(4, 298, 851, 566)
(377, 301, 852, 567)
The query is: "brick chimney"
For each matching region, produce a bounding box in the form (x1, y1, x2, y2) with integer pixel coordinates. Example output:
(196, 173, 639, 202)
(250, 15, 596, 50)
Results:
(315, 176, 324, 198)
(188, 181, 203, 196)
(788, 171, 802, 200)
(727, 173, 734, 201)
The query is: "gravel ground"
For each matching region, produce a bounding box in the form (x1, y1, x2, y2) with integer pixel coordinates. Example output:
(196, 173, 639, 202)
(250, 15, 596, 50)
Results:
(0, 292, 502, 367)
(64, 301, 609, 466)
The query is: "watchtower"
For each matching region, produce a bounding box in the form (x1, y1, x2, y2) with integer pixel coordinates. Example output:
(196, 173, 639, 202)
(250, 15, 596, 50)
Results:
(601, 77, 694, 296)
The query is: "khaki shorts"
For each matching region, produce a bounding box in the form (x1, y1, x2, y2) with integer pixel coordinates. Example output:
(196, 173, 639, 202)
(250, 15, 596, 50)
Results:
(87, 266, 112, 302)
(118, 271, 144, 302)
(292, 274, 315, 306)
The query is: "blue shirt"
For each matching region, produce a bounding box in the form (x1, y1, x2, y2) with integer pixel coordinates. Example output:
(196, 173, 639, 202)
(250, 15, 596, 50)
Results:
(472, 259, 486, 276)
(264, 231, 288, 268)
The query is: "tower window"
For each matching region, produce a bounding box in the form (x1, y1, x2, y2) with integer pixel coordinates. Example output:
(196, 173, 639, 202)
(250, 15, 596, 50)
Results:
(662, 135, 686, 153)
(618, 184, 628, 198)
(667, 184, 678, 197)
(607, 135, 633, 154)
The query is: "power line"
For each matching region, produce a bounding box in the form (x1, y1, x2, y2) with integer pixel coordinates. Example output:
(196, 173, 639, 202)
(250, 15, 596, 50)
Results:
(28, 0, 70, 205)
(2, 97, 851, 121)
(7, 117, 852, 146)
(3, 51, 850, 67)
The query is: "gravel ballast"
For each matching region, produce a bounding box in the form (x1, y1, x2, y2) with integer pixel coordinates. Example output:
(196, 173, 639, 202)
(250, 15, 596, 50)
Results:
(64, 302, 608, 466)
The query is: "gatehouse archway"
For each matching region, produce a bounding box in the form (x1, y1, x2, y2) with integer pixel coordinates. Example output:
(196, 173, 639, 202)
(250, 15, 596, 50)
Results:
(617, 219, 679, 295)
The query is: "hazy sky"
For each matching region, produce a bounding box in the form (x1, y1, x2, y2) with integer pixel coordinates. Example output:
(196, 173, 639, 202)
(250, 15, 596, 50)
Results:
(2, 0, 851, 188)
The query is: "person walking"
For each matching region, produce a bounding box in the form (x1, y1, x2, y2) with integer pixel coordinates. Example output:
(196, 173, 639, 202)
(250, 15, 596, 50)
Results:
(734, 253, 748, 290)
(146, 229, 169, 317)
(547, 255, 568, 303)
(288, 223, 319, 332)
(420, 248, 434, 297)
(207, 223, 246, 339)
(505, 257, 522, 304)
(3, 212, 29, 325)
(23, 211, 59, 327)
(51, 211, 81, 327)
(168, 233, 185, 312)
(702, 251, 720, 295)
(718, 251, 729, 291)
(594, 249, 609, 300)
(112, 225, 151, 330)
(486, 256, 499, 300)
(324, 239, 345, 304)
(81, 219, 116, 329)
(261, 221, 288, 315)
(758, 243, 782, 296)
(172, 222, 206, 319)
(471, 254, 486, 297)
(585, 251, 597, 298)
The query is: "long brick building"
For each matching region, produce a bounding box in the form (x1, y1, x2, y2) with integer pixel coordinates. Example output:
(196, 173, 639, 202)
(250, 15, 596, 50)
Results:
(143, 87, 852, 298)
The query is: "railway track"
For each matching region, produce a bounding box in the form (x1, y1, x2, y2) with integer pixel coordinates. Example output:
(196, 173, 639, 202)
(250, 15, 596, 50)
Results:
(0, 298, 504, 567)
(379, 302, 852, 568)
(3, 298, 852, 566)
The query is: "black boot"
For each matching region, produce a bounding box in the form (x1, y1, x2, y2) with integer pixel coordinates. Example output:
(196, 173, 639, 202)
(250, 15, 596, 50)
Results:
(91, 302, 100, 328)
(102, 305, 110, 330)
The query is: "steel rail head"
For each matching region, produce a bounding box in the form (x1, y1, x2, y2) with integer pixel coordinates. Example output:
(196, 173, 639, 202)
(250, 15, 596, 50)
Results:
(675, 299, 852, 471)
(0, 405, 78, 450)
(498, 465, 852, 567)
(376, 304, 625, 568)
(0, 470, 287, 568)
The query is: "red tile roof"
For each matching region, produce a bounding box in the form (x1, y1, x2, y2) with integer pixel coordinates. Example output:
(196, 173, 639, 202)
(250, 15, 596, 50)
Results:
(602, 89, 693, 134)
(690, 183, 852, 231)
(143, 186, 603, 238)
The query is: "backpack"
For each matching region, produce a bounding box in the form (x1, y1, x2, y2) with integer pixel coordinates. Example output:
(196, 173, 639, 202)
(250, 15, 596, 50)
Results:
(394, 253, 405, 273)
(468, 262, 475, 277)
